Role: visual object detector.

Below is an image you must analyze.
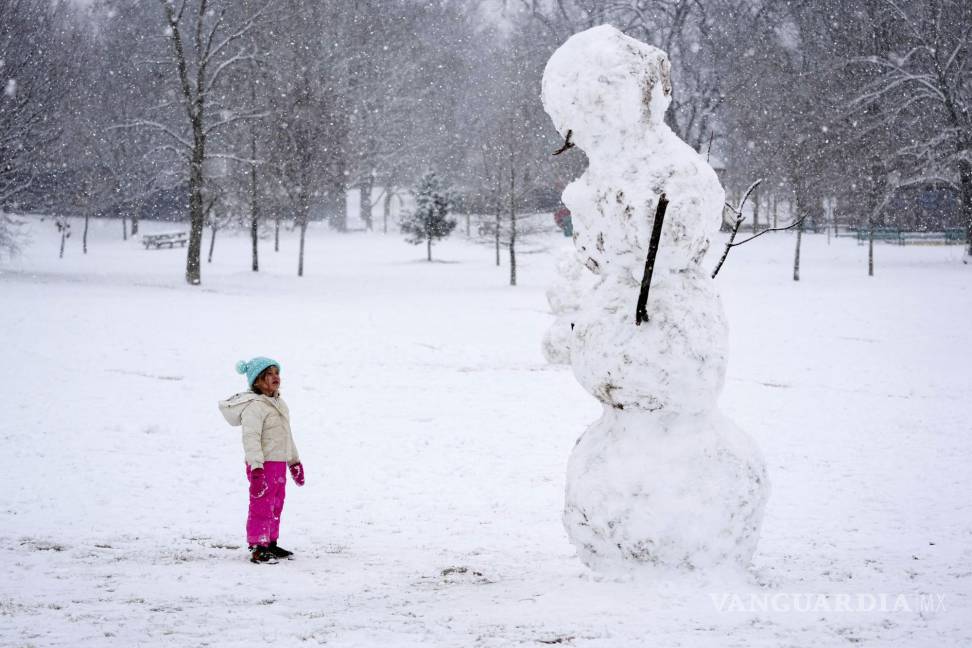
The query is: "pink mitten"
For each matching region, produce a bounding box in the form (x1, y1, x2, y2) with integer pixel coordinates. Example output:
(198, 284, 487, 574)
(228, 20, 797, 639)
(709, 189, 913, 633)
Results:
(249, 468, 267, 498)
(289, 462, 305, 486)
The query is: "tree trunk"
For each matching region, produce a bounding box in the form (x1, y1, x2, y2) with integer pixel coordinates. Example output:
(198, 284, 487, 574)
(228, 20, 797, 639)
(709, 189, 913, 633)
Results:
(465, 213, 470, 237)
(208, 223, 217, 263)
(332, 185, 348, 232)
(297, 193, 309, 276)
(510, 215, 517, 285)
(298, 221, 307, 276)
(359, 179, 373, 230)
(83, 212, 89, 254)
(494, 206, 501, 267)
(960, 159, 972, 257)
(274, 214, 280, 252)
(868, 225, 874, 276)
(59, 228, 67, 259)
(122, 214, 128, 241)
(832, 198, 838, 239)
(383, 189, 393, 234)
(131, 193, 142, 236)
(752, 186, 759, 233)
(790, 178, 818, 282)
(186, 148, 205, 285)
(772, 194, 778, 229)
(827, 206, 832, 246)
(425, 208, 433, 261)
(793, 222, 802, 282)
(509, 159, 516, 287)
(249, 142, 259, 272)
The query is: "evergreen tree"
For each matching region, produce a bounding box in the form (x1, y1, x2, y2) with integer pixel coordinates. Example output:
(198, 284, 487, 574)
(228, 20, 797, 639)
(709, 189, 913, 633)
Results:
(401, 171, 456, 261)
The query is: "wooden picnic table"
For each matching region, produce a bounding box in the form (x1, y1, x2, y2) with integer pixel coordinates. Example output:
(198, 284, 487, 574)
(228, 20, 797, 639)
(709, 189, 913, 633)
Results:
(142, 232, 188, 249)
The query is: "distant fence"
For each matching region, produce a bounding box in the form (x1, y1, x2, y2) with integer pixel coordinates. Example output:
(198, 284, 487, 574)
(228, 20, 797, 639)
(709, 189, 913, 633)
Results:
(841, 227, 966, 245)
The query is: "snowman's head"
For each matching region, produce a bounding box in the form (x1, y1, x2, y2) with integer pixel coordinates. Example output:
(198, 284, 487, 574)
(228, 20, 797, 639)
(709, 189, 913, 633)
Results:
(542, 25, 672, 151)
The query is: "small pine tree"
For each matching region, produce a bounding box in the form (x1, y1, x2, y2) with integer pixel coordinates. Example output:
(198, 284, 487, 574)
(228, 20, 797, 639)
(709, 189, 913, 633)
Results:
(401, 171, 456, 261)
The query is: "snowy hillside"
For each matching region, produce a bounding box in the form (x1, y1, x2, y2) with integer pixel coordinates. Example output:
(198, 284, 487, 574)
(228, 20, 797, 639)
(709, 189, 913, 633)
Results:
(1, 218, 970, 647)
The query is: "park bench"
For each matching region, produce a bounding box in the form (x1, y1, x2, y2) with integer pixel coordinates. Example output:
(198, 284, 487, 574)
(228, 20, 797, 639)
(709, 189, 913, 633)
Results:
(142, 232, 188, 249)
(477, 221, 497, 237)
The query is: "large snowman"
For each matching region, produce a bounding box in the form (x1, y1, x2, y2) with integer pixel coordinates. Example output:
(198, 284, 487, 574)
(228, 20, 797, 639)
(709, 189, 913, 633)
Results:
(542, 25, 769, 573)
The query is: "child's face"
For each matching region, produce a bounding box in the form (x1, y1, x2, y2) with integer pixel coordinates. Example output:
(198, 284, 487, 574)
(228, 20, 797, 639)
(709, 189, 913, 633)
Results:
(256, 366, 281, 395)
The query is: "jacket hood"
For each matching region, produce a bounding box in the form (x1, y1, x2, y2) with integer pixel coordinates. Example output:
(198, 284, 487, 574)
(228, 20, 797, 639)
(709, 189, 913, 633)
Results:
(218, 392, 262, 426)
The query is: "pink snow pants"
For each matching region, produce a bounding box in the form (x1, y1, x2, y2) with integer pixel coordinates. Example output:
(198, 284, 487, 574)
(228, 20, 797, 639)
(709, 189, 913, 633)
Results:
(246, 461, 287, 546)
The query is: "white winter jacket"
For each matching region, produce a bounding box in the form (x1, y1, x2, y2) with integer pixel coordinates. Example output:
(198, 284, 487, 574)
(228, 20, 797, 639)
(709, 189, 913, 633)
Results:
(218, 392, 300, 470)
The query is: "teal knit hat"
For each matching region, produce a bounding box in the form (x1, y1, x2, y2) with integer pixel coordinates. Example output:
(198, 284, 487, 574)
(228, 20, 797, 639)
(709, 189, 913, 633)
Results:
(236, 357, 281, 387)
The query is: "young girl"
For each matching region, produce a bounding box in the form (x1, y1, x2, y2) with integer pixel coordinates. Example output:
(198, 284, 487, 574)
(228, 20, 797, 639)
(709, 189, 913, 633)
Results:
(218, 357, 305, 564)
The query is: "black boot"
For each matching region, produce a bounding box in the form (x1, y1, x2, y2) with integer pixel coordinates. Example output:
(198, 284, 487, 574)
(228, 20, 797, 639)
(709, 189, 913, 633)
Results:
(268, 541, 294, 559)
(249, 545, 278, 564)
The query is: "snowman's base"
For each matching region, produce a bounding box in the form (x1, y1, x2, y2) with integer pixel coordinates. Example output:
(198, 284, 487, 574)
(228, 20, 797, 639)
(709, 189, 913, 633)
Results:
(564, 408, 769, 573)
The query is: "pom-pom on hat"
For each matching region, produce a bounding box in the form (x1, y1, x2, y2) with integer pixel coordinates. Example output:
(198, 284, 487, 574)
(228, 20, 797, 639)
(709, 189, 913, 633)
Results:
(236, 357, 281, 387)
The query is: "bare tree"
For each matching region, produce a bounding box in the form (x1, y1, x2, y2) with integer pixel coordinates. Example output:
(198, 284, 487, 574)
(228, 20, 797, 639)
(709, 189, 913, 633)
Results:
(518, 0, 773, 149)
(0, 0, 74, 251)
(339, 1, 469, 232)
(116, 1, 270, 284)
(266, 72, 332, 278)
(261, 1, 349, 276)
(850, 0, 972, 255)
(456, 19, 560, 283)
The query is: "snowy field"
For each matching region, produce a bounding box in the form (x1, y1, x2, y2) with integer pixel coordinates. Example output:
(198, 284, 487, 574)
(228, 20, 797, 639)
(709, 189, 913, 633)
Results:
(1, 216, 970, 647)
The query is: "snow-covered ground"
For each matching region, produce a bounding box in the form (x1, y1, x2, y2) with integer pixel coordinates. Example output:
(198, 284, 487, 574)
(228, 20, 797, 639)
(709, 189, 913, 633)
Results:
(1, 217, 970, 647)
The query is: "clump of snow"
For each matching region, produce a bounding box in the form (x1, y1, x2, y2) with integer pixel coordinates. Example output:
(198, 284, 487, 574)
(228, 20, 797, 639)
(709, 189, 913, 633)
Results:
(541, 24, 769, 573)
(542, 245, 594, 365)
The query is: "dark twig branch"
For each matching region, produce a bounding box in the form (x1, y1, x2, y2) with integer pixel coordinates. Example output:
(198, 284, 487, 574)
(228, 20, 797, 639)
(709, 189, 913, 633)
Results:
(635, 193, 669, 325)
(711, 213, 744, 279)
(552, 129, 574, 155)
(711, 179, 762, 279)
(727, 179, 763, 218)
(730, 217, 806, 247)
